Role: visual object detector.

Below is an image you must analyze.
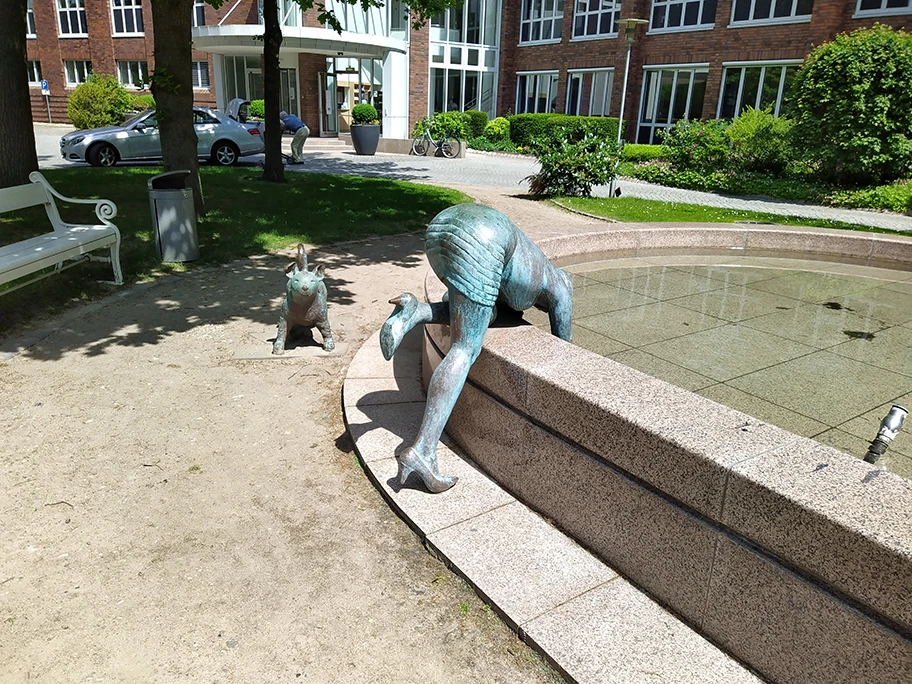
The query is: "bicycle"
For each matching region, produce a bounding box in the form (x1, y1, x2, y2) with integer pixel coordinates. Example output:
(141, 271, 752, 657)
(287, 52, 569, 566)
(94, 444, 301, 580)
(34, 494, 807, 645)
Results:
(411, 127, 461, 158)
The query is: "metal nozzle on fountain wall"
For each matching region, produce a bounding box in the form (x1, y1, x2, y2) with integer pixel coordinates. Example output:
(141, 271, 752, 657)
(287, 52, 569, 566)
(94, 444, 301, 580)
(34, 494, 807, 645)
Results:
(863, 405, 908, 465)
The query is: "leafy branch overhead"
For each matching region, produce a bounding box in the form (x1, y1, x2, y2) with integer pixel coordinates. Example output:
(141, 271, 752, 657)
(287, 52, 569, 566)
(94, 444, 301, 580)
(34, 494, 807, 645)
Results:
(202, 0, 463, 33)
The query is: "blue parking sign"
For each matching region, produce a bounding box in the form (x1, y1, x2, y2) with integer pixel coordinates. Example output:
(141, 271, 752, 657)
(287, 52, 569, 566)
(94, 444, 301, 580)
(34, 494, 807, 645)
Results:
(40, 79, 49, 95)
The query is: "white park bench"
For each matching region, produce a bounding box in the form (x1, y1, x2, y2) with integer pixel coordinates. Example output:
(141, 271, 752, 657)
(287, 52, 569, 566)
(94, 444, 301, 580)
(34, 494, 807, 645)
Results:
(0, 171, 123, 294)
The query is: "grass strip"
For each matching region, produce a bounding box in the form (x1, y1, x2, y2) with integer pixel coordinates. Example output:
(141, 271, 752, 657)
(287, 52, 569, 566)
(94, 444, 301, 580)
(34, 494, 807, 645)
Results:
(553, 195, 884, 233)
(0, 166, 469, 335)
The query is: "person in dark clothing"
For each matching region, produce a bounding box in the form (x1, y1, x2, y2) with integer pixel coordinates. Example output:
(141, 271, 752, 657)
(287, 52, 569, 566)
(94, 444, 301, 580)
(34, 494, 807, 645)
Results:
(280, 111, 310, 163)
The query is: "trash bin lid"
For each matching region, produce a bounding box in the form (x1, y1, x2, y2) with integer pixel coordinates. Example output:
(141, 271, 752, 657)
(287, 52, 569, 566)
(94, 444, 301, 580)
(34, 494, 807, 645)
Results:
(149, 170, 192, 190)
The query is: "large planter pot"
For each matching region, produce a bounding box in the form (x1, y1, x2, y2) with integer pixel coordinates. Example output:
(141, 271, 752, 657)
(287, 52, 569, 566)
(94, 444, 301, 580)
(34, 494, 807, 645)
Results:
(350, 124, 381, 156)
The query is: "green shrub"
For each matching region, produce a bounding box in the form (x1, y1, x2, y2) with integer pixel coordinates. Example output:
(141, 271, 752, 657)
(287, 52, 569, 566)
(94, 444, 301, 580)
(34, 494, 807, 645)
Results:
(484, 117, 511, 141)
(67, 74, 132, 130)
(466, 136, 523, 153)
(128, 94, 155, 112)
(248, 99, 265, 118)
(660, 118, 731, 172)
(725, 107, 795, 173)
(508, 114, 622, 147)
(352, 103, 379, 125)
(621, 144, 664, 162)
(461, 110, 489, 138)
(825, 180, 912, 213)
(412, 112, 468, 140)
(525, 134, 620, 197)
(786, 24, 912, 185)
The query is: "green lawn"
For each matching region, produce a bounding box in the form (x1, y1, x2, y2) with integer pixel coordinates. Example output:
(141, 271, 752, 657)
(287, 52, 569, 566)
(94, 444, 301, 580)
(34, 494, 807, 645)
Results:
(553, 195, 883, 232)
(0, 167, 469, 335)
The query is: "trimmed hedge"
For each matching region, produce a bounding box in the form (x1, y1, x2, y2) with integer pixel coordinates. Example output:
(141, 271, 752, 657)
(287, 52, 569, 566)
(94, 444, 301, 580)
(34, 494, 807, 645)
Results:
(128, 94, 155, 112)
(507, 114, 623, 146)
(484, 117, 510, 141)
(462, 110, 489, 138)
(621, 143, 664, 162)
(249, 99, 265, 118)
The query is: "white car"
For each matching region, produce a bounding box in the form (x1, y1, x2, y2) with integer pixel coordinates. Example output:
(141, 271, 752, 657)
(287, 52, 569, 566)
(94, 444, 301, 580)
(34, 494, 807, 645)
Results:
(60, 107, 265, 167)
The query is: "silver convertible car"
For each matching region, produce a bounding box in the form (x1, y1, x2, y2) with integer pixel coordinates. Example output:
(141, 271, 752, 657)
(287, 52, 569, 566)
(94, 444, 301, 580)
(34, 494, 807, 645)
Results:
(59, 107, 265, 167)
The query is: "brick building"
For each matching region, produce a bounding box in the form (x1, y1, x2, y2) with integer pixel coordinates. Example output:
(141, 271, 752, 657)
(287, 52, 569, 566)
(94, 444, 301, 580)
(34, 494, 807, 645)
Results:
(24, 1, 912, 141)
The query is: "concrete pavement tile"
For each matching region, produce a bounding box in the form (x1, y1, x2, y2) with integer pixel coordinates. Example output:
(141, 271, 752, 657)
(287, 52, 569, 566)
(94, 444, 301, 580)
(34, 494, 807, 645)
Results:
(342, 376, 425, 408)
(346, 401, 424, 463)
(639, 323, 818, 382)
(522, 580, 760, 684)
(697, 383, 829, 437)
(426, 502, 616, 627)
(365, 451, 515, 536)
(727, 351, 912, 426)
(606, 347, 716, 390)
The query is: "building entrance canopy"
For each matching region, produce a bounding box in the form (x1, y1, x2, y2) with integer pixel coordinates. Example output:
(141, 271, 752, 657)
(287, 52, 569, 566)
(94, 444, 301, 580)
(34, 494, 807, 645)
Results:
(192, 25, 406, 59)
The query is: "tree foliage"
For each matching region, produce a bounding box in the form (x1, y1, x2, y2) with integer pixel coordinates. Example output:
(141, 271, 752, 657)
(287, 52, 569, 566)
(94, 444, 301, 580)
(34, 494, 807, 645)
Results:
(786, 24, 912, 185)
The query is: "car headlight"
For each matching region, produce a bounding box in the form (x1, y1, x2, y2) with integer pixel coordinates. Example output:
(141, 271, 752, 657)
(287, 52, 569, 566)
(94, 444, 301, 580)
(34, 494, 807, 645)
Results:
(64, 136, 85, 146)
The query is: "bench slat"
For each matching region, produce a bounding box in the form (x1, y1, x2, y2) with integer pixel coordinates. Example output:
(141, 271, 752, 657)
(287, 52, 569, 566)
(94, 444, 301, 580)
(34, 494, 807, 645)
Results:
(0, 182, 50, 214)
(0, 227, 118, 287)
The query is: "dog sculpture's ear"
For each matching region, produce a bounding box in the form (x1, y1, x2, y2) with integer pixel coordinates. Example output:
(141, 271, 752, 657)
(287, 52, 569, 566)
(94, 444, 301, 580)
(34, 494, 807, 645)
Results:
(284, 261, 298, 276)
(296, 243, 308, 271)
(312, 263, 326, 280)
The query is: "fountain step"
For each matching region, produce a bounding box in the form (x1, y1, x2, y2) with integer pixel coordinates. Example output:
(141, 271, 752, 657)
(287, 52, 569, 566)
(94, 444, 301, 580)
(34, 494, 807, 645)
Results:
(343, 327, 761, 684)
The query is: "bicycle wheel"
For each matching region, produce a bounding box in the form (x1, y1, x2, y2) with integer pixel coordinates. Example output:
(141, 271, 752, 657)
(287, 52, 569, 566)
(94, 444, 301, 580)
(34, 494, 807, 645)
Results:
(441, 136, 460, 159)
(411, 135, 430, 156)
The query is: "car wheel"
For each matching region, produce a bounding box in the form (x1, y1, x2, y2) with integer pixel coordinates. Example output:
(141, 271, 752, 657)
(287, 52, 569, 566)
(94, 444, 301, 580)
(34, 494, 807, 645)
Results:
(88, 143, 119, 167)
(211, 141, 239, 166)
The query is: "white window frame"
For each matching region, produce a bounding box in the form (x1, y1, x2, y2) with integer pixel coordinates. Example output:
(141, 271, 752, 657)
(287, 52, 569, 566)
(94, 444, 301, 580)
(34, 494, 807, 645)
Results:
(637, 63, 709, 144)
(27, 0, 37, 38)
(58, 0, 88, 37)
(26, 60, 42, 86)
(566, 67, 615, 116)
(729, 0, 813, 27)
(571, 0, 620, 41)
(854, 0, 911, 17)
(117, 60, 148, 88)
(716, 59, 803, 119)
(64, 60, 93, 87)
(519, 0, 564, 45)
(648, 0, 718, 34)
(192, 0, 206, 27)
(192, 60, 210, 89)
(111, 0, 144, 36)
(515, 70, 560, 114)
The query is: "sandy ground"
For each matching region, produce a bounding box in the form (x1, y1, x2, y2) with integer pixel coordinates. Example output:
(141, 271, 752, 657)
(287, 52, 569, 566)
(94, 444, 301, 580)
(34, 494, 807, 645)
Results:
(0, 190, 594, 682)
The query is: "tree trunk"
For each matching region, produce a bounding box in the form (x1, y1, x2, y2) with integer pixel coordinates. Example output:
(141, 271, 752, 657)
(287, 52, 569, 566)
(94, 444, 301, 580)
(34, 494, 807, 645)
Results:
(262, 0, 285, 182)
(0, 0, 39, 188)
(150, 0, 204, 214)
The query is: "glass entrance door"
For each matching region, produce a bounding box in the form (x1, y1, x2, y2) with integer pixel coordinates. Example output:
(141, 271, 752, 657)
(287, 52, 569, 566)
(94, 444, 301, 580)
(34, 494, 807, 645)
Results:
(280, 68, 297, 116)
(319, 71, 338, 135)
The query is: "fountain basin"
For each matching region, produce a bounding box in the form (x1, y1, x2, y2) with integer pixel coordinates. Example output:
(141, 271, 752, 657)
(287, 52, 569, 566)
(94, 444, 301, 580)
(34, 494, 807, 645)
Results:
(422, 224, 912, 684)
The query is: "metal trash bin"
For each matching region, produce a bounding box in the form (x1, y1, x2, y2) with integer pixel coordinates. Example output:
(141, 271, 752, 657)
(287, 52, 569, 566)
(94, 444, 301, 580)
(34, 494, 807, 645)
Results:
(148, 170, 199, 262)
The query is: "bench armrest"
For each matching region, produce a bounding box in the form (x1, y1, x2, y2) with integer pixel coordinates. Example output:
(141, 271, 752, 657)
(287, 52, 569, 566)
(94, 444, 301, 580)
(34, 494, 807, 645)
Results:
(29, 171, 119, 230)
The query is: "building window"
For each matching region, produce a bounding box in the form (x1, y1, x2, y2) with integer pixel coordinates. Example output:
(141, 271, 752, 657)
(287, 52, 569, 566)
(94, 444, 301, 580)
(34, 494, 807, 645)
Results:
(718, 62, 800, 118)
(520, 0, 564, 44)
(566, 69, 614, 116)
(26, 60, 42, 85)
(731, 0, 813, 24)
(58, 0, 88, 36)
(112, 0, 144, 35)
(573, 0, 621, 39)
(638, 65, 708, 143)
(192, 0, 206, 27)
(855, 0, 911, 16)
(27, 0, 37, 37)
(192, 60, 210, 89)
(64, 60, 93, 86)
(117, 60, 148, 88)
(650, 0, 717, 31)
(516, 72, 559, 113)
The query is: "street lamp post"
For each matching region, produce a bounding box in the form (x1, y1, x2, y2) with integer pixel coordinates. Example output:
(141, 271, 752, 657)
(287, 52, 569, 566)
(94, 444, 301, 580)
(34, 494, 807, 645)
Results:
(611, 18, 648, 197)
